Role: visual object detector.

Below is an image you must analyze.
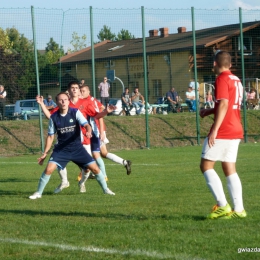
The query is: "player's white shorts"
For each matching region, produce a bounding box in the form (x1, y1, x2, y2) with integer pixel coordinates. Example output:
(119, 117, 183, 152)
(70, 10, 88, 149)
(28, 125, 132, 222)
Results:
(201, 137, 241, 162)
(100, 131, 109, 147)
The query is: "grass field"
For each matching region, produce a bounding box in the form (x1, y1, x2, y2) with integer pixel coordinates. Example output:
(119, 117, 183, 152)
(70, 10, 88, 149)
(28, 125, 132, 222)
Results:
(0, 145, 260, 260)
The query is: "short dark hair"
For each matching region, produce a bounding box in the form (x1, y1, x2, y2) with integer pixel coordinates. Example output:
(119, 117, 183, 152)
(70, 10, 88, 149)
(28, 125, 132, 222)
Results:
(80, 85, 90, 90)
(125, 87, 129, 90)
(55, 92, 70, 102)
(215, 50, 231, 68)
(68, 81, 80, 89)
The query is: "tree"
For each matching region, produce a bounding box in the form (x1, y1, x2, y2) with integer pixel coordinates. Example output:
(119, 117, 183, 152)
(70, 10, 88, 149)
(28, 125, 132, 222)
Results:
(97, 25, 116, 42)
(0, 28, 12, 51)
(45, 37, 64, 63)
(68, 32, 87, 52)
(116, 29, 135, 41)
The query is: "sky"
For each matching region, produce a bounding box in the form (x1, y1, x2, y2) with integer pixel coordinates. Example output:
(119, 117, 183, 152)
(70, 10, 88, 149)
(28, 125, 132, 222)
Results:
(1, 0, 260, 10)
(1, 0, 260, 51)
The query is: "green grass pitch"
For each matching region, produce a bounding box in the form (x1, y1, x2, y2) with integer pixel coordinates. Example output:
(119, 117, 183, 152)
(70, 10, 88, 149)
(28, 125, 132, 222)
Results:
(0, 145, 259, 260)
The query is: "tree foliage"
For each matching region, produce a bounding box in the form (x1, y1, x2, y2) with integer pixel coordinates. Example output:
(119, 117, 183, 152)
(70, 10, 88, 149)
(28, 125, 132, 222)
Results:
(68, 32, 87, 52)
(97, 25, 116, 42)
(116, 29, 135, 41)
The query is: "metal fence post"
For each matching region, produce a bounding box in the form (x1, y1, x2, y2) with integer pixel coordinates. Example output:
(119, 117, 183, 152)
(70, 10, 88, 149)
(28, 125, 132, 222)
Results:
(191, 7, 200, 145)
(31, 6, 44, 152)
(239, 7, 248, 143)
(90, 6, 96, 98)
(141, 6, 150, 149)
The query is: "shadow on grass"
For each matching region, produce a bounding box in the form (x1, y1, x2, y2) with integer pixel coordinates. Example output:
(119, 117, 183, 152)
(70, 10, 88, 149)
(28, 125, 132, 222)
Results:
(156, 117, 196, 146)
(0, 208, 206, 221)
(0, 125, 35, 154)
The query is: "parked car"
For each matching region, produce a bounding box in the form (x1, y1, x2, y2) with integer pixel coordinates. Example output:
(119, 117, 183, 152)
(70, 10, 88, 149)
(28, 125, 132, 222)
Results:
(108, 98, 152, 116)
(14, 99, 44, 119)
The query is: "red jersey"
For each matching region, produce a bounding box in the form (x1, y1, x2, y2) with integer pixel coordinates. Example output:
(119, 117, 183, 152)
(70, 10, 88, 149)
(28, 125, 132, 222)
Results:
(84, 96, 105, 131)
(210, 70, 243, 139)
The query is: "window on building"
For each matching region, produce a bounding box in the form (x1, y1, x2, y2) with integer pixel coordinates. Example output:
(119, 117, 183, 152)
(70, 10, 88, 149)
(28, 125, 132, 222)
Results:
(65, 66, 72, 72)
(152, 79, 162, 97)
(238, 37, 252, 55)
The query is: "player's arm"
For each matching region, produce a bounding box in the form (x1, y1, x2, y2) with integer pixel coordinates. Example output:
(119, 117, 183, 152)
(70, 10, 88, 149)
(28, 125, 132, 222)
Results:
(208, 99, 228, 147)
(36, 95, 51, 119)
(38, 134, 55, 165)
(200, 108, 214, 118)
(76, 110, 92, 138)
(99, 117, 105, 141)
(94, 105, 116, 119)
(83, 123, 92, 138)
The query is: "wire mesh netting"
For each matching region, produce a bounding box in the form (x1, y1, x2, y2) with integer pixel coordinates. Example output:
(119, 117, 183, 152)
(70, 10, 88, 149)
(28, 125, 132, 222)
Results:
(0, 7, 260, 153)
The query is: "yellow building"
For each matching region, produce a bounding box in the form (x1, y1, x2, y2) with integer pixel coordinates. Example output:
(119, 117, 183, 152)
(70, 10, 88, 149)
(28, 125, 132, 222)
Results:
(58, 21, 260, 103)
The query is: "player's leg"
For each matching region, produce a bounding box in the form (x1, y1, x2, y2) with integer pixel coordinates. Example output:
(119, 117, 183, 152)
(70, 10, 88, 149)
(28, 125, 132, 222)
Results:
(100, 144, 132, 175)
(87, 162, 115, 195)
(29, 162, 57, 199)
(54, 167, 70, 194)
(78, 144, 92, 193)
(91, 134, 108, 180)
(220, 140, 246, 219)
(74, 146, 115, 195)
(200, 138, 231, 219)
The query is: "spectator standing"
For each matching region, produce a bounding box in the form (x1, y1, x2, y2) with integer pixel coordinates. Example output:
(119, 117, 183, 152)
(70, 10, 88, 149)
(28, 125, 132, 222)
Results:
(0, 85, 7, 120)
(166, 87, 180, 112)
(98, 76, 110, 107)
(43, 95, 57, 111)
(131, 87, 144, 115)
(121, 87, 133, 115)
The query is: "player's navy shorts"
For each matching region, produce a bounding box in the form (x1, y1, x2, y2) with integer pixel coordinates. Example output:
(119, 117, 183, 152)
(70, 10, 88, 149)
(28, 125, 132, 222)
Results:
(90, 134, 100, 153)
(49, 145, 95, 170)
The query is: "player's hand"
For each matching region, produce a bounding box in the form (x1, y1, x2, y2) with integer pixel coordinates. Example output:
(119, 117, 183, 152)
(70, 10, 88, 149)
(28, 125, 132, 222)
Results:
(100, 131, 105, 141)
(107, 105, 116, 113)
(208, 129, 217, 148)
(36, 95, 44, 104)
(86, 131, 92, 139)
(200, 109, 207, 118)
(38, 153, 47, 165)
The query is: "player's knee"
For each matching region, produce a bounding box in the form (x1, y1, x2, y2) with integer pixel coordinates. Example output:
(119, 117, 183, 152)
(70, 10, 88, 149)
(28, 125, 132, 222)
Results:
(88, 163, 100, 174)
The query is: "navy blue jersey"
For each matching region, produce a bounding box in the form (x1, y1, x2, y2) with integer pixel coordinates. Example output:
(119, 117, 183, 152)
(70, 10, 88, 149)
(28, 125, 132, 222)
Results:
(48, 107, 88, 151)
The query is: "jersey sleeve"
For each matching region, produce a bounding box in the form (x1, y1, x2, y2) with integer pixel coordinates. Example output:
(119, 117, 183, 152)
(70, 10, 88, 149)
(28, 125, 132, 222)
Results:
(50, 106, 59, 115)
(76, 110, 89, 126)
(215, 77, 229, 101)
(48, 118, 56, 135)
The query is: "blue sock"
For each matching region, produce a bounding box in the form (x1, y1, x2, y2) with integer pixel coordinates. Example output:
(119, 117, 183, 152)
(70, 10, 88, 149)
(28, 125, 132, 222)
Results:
(37, 172, 51, 195)
(95, 156, 107, 178)
(95, 171, 108, 192)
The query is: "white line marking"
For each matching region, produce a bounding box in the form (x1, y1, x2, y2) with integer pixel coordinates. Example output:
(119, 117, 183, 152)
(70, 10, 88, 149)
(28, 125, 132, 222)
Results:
(0, 237, 175, 259)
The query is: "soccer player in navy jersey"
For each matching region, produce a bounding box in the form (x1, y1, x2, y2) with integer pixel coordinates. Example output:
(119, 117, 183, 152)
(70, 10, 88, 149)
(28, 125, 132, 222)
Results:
(29, 92, 115, 199)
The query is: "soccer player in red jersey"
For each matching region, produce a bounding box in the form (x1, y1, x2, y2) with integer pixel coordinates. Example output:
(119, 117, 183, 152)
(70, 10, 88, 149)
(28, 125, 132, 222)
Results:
(199, 51, 246, 219)
(80, 85, 132, 174)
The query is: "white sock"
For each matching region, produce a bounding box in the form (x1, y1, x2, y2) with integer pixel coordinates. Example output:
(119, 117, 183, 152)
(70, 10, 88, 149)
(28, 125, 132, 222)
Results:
(80, 169, 90, 184)
(57, 168, 68, 184)
(204, 169, 227, 207)
(226, 173, 244, 212)
(106, 152, 124, 165)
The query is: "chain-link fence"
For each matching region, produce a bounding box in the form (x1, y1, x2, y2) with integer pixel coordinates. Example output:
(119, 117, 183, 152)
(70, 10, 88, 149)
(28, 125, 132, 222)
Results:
(0, 7, 260, 150)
